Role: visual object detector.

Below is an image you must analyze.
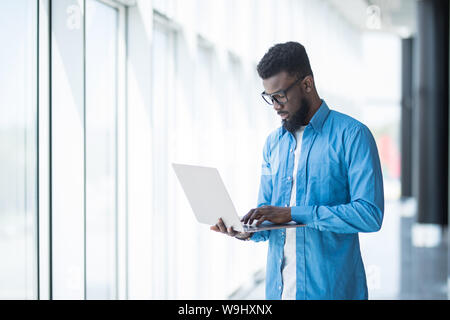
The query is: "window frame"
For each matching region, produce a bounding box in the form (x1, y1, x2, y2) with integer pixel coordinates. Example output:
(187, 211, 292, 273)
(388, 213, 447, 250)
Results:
(37, 0, 127, 300)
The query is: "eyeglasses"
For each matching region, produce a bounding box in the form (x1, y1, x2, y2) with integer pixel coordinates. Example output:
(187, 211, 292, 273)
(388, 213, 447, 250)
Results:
(261, 76, 306, 106)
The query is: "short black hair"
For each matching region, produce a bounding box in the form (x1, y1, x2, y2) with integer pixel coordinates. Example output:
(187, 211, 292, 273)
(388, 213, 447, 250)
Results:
(256, 42, 313, 80)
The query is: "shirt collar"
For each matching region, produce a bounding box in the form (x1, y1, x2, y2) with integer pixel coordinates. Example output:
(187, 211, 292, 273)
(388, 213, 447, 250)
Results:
(309, 99, 330, 133)
(281, 99, 330, 135)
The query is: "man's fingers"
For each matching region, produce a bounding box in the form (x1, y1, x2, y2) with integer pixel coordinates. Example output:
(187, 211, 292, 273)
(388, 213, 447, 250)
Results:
(213, 219, 238, 237)
(244, 206, 271, 225)
(227, 226, 237, 237)
(241, 210, 251, 224)
(249, 209, 262, 225)
(211, 221, 235, 237)
(217, 218, 227, 233)
(255, 216, 267, 227)
(242, 209, 255, 224)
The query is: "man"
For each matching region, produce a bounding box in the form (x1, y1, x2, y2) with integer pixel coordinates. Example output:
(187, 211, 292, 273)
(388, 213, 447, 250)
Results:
(211, 42, 384, 300)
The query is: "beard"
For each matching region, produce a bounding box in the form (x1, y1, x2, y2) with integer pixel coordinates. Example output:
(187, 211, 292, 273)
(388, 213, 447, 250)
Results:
(282, 98, 311, 134)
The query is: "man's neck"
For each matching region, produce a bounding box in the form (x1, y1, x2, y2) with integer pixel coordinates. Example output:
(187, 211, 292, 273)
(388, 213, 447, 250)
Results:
(305, 96, 322, 124)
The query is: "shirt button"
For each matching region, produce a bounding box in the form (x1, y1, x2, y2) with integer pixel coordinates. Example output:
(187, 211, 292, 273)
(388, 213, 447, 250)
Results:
(287, 177, 291, 181)
(290, 148, 293, 152)
(279, 286, 282, 290)
(279, 259, 282, 263)
(285, 204, 288, 207)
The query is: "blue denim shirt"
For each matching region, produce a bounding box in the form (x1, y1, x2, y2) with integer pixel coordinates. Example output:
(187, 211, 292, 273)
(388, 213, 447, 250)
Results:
(251, 100, 384, 300)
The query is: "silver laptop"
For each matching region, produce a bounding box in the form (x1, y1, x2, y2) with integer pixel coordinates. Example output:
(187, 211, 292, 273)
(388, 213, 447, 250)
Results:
(172, 163, 305, 233)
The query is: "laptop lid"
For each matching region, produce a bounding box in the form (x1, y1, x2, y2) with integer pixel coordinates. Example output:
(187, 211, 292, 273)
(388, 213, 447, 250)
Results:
(172, 163, 305, 233)
(172, 163, 244, 232)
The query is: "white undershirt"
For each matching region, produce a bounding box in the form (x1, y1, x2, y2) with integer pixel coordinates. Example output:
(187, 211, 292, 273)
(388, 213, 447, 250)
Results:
(281, 125, 306, 300)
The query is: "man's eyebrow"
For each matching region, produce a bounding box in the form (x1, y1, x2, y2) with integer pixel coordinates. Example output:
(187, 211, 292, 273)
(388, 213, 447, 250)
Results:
(264, 88, 284, 95)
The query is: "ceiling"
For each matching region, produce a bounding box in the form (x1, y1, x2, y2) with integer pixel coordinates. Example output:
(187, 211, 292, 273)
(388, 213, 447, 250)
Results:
(327, 0, 417, 38)
(111, 0, 418, 38)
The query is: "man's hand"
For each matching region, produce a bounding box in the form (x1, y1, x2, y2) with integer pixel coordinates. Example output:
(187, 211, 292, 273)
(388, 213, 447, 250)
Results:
(210, 218, 252, 240)
(241, 205, 292, 226)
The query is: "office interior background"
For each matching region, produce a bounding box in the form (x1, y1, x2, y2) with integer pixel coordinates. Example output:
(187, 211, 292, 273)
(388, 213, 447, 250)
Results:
(0, 0, 449, 300)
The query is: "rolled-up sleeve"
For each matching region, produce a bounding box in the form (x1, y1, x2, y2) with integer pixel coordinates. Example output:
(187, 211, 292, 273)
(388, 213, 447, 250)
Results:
(291, 124, 384, 234)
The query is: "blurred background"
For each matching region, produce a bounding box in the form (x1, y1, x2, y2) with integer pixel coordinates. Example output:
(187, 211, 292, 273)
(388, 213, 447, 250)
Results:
(0, 0, 448, 300)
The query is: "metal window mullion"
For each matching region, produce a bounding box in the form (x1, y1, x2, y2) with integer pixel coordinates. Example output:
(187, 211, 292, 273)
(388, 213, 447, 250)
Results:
(37, 0, 51, 301)
(83, 0, 87, 301)
(115, 3, 128, 300)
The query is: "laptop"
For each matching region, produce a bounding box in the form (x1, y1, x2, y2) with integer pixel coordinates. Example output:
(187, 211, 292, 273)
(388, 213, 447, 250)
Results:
(172, 163, 305, 233)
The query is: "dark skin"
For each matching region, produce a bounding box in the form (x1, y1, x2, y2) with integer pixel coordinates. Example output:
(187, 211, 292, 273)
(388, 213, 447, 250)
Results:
(211, 70, 322, 239)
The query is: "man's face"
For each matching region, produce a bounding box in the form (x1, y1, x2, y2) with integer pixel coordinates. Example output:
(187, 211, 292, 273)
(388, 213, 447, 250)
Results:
(262, 71, 311, 133)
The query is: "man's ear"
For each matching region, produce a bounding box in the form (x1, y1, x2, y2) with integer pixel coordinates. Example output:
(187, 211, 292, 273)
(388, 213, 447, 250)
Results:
(302, 75, 314, 93)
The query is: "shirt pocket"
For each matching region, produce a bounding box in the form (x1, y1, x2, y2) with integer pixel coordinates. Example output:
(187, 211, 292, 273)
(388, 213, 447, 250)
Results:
(308, 158, 349, 205)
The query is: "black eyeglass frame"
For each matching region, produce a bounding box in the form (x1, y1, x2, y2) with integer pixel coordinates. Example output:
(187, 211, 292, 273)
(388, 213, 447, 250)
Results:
(261, 75, 307, 105)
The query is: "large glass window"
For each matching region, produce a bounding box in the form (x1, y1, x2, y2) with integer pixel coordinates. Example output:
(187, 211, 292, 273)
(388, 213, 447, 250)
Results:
(51, 0, 121, 299)
(0, 0, 38, 299)
(85, 0, 119, 299)
(150, 21, 174, 299)
(126, 3, 153, 299)
(51, 0, 86, 299)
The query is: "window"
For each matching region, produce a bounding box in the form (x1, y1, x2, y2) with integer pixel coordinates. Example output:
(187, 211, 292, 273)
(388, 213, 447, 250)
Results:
(51, 0, 123, 299)
(85, 0, 119, 299)
(51, 0, 86, 299)
(0, 0, 38, 299)
(150, 21, 175, 299)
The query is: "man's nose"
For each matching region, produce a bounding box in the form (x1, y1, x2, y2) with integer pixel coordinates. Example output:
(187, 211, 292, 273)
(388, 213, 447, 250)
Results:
(273, 101, 284, 111)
